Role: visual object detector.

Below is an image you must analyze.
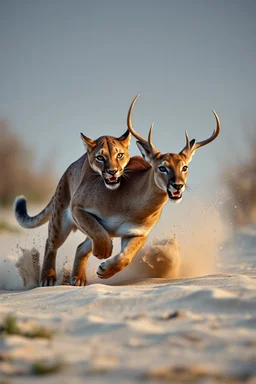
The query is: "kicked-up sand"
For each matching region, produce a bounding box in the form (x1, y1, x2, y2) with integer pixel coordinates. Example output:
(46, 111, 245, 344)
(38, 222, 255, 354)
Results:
(0, 199, 255, 383)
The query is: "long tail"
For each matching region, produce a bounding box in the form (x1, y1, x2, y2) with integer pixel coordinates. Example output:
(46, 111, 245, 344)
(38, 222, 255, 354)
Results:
(14, 196, 54, 229)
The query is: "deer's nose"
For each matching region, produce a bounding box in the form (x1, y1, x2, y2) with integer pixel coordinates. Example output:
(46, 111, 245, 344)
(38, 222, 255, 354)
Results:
(107, 169, 118, 176)
(172, 183, 184, 191)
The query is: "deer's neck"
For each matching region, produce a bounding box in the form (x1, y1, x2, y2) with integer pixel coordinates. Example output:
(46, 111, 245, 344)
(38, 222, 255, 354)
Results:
(146, 168, 168, 207)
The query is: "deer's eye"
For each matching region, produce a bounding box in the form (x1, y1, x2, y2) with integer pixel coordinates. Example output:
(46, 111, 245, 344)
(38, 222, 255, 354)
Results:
(182, 165, 188, 172)
(159, 166, 168, 173)
(96, 155, 104, 161)
(117, 153, 124, 159)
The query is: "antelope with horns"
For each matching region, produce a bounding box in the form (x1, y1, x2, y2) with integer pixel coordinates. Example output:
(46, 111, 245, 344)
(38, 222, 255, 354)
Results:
(96, 95, 220, 280)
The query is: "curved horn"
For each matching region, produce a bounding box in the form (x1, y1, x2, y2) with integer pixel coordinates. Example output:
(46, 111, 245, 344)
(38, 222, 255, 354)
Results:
(180, 130, 192, 154)
(127, 94, 148, 146)
(194, 110, 221, 150)
(148, 123, 160, 156)
(180, 110, 220, 156)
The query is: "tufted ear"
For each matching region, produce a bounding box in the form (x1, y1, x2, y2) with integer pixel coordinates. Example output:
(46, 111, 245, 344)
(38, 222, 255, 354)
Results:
(179, 132, 196, 164)
(136, 141, 153, 164)
(80, 133, 97, 152)
(117, 129, 131, 148)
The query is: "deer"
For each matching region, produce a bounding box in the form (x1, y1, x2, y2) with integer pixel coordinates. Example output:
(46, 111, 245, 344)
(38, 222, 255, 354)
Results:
(84, 95, 221, 282)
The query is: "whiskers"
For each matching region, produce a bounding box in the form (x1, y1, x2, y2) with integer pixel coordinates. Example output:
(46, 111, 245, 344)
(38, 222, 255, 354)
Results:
(122, 167, 136, 181)
(186, 183, 193, 193)
(122, 171, 130, 181)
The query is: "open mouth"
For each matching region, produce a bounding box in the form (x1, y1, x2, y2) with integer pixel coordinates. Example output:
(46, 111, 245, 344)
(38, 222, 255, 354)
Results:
(104, 176, 121, 187)
(167, 190, 182, 200)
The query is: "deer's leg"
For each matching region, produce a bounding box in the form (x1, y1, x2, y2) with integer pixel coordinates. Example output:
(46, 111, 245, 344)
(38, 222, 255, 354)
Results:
(70, 237, 92, 286)
(97, 236, 147, 279)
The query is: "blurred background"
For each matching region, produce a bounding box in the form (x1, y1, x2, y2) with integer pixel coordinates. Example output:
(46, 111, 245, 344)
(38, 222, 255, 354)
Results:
(1, 0, 256, 232)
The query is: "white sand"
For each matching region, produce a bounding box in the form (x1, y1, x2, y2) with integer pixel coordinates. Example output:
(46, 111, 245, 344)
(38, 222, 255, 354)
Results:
(0, 201, 256, 383)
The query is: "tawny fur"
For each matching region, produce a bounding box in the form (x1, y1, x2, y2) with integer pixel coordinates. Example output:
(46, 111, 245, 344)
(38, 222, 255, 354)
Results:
(14, 95, 220, 286)
(15, 127, 132, 286)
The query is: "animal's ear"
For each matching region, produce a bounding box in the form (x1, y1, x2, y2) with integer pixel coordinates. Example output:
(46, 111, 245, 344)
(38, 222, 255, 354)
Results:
(136, 141, 154, 164)
(80, 133, 97, 152)
(180, 138, 196, 164)
(117, 129, 131, 148)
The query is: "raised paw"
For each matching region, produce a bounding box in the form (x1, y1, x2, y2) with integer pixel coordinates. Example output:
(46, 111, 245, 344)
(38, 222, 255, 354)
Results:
(70, 275, 86, 287)
(97, 255, 130, 279)
(93, 237, 113, 260)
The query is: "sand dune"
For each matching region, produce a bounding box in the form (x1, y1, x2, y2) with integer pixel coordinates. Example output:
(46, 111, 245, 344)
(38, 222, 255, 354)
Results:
(1, 273, 255, 383)
(0, 203, 255, 383)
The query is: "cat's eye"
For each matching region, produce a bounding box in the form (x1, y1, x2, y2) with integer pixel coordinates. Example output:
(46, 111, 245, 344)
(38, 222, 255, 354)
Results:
(182, 165, 188, 172)
(96, 155, 104, 161)
(159, 166, 168, 173)
(117, 153, 124, 159)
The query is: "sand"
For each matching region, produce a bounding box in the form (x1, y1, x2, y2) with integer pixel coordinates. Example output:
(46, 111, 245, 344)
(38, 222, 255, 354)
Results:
(0, 201, 256, 383)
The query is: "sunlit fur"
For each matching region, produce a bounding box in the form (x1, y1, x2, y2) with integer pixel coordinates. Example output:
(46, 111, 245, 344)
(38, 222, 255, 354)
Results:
(14, 127, 132, 287)
(151, 153, 189, 204)
(128, 94, 220, 205)
(85, 135, 131, 190)
(13, 94, 220, 287)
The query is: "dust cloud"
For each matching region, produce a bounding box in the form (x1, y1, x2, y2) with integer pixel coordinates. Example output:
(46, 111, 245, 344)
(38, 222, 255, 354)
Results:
(0, 198, 228, 289)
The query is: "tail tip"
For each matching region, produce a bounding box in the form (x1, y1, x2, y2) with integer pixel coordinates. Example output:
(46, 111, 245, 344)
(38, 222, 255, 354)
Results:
(14, 196, 27, 217)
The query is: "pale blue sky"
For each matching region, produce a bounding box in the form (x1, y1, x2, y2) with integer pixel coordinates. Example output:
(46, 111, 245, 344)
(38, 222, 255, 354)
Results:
(1, 0, 256, 203)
